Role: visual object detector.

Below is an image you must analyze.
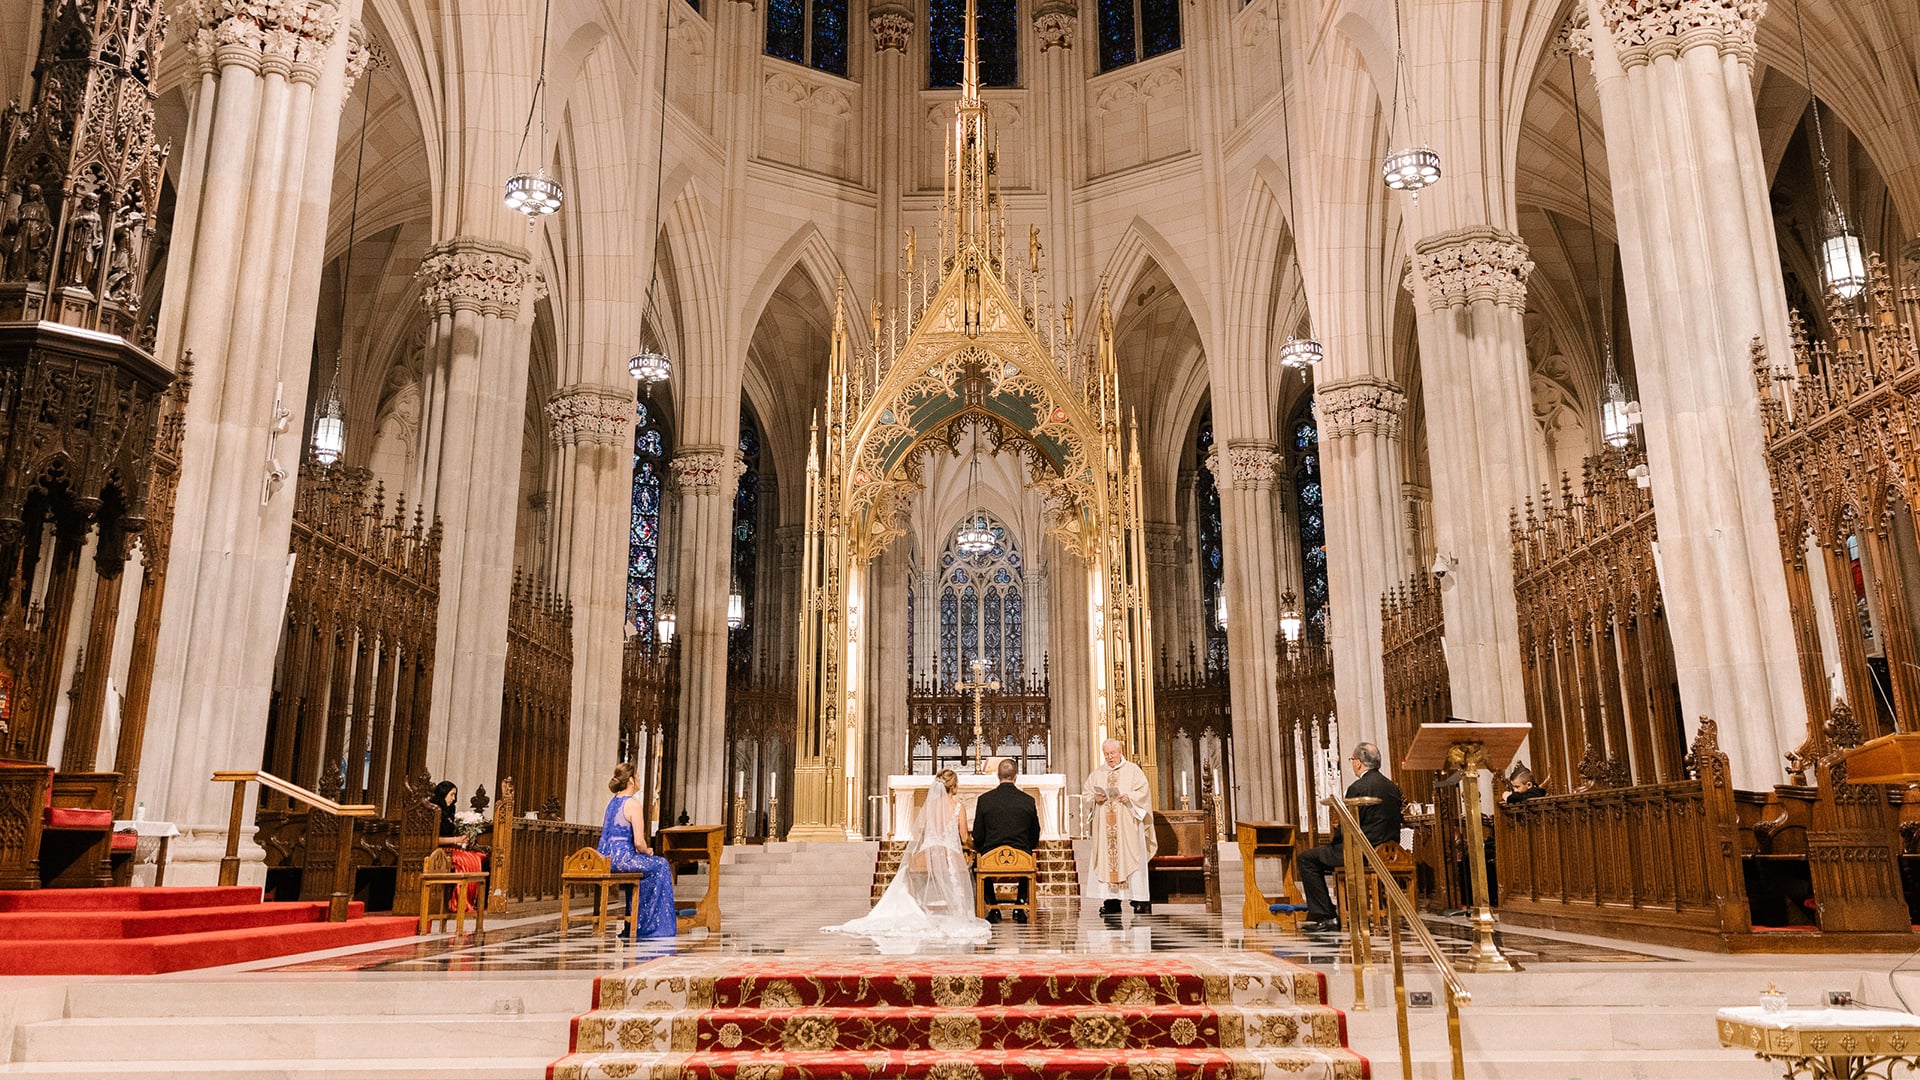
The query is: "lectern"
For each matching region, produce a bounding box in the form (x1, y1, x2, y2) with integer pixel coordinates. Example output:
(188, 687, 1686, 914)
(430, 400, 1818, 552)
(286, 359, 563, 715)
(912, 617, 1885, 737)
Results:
(1835, 733, 1920, 784)
(1403, 722, 1531, 973)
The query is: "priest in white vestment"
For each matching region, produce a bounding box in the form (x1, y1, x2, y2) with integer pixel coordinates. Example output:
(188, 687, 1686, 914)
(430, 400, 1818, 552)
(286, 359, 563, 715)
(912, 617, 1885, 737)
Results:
(1083, 738, 1156, 915)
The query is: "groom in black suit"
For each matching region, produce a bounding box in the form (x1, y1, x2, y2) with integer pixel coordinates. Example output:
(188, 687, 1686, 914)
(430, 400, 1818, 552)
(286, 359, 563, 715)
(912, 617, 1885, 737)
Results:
(971, 758, 1041, 923)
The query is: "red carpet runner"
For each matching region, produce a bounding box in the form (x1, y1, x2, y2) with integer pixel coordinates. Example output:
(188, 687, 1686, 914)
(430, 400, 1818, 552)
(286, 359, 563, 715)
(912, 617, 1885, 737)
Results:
(0, 886, 416, 974)
(549, 953, 1368, 1079)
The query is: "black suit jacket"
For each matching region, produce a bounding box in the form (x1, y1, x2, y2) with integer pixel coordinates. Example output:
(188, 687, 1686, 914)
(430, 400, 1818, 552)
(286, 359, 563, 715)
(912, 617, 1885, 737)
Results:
(1331, 768, 1404, 848)
(972, 782, 1041, 854)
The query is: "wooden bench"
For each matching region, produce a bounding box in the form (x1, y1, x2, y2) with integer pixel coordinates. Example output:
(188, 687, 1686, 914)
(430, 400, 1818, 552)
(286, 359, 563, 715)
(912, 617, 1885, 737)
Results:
(40, 770, 119, 888)
(417, 848, 490, 935)
(974, 845, 1038, 921)
(0, 761, 52, 889)
(558, 848, 643, 936)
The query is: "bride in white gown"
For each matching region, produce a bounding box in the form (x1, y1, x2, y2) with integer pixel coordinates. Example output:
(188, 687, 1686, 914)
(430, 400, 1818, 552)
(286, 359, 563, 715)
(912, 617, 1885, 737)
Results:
(824, 769, 991, 943)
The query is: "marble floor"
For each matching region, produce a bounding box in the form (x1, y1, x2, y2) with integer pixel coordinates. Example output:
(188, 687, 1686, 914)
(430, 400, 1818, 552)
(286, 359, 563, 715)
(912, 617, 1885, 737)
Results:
(251, 898, 1670, 974)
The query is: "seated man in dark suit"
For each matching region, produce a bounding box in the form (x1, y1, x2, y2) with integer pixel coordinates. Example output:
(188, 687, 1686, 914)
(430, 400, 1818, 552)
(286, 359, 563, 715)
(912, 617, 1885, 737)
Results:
(970, 758, 1041, 923)
(1296, 742, 1404, 932)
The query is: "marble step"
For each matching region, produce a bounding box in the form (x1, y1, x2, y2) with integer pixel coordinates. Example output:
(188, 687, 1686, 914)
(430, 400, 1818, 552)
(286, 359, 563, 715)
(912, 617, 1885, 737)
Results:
(62, 979, 590, 1019)
(15, 1014, 574, 1063)
(1377, 1049, 1775, 1080)
(0, 1058, 553, 1078)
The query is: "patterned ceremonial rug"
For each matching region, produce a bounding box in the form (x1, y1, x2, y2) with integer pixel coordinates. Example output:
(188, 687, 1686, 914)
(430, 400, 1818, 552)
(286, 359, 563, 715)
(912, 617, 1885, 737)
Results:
(548, 952, 1369, 1079)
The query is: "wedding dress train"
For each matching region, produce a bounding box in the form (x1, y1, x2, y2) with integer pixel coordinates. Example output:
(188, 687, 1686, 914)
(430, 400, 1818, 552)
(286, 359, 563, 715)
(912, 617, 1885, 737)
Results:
(824, 784, 991, 943)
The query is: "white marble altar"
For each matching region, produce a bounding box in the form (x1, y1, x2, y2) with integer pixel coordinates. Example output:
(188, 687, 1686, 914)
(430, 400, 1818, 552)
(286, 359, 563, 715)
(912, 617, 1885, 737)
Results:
(885, 772, 1067, 842)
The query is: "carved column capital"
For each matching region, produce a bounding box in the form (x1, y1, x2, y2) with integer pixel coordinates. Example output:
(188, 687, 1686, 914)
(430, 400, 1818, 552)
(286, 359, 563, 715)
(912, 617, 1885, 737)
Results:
(670, 447, 743, 496)
(1033, 8, 1078, 50)
(870, 9, 914, 52)
(1555, 7, 1593, 59)
(342, 27, 388, 100)
(1596, 0, 1764, 68)
(546, 384, 634, 449)
(1144, 522, 1184, 566)
(1316, 376, 1409, 440)
(1408, 226, 1534, 312)
(1211, 441, 1283, 491)
(414, 238, 537, 319)
(185, 0, 344, 81)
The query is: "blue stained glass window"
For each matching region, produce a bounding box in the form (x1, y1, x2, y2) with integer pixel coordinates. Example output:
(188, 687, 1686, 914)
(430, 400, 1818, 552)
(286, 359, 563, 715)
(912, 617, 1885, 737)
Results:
(628, 398, 671, 641)
(929, 0, 1018, 88)
(936, 511, 1023, 686)
(767, 0, 846, 75)
(1098, 0, 1178, 71)
(1294, 411, 1328, 635)
(940, 590, 959, 683)
(730, 410, 762, 653)
(766, 0, 805, 64)
(810, 0, 848, 75)
(1195, 407, 1225, 669)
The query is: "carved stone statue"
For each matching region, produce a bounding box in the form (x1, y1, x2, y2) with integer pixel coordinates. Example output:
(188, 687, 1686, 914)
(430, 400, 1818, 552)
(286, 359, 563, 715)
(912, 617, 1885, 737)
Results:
(61, 191, 102, 289)
(104, 211, 143, 302)
(3, 183, 53, 281)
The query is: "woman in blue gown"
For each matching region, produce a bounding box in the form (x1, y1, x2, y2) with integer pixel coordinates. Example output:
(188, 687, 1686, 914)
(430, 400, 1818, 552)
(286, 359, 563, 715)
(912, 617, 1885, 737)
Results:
(597, 762, 677, 938)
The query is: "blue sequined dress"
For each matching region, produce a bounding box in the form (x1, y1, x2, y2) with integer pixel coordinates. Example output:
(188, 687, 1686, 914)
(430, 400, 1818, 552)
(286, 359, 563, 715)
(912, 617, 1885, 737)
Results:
(597, 795, 677, 938)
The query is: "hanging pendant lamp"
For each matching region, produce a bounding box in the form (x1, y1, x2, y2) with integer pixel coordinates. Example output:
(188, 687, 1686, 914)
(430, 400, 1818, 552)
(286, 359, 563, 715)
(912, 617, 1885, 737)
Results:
(313, 48, 375, 466)
(505, 0, 563, 217)
(1381, 0, 1440, 198)
(1271, 0, 1323, 370)
(631, 1, 677, 386)
(956, 425, 996, 556)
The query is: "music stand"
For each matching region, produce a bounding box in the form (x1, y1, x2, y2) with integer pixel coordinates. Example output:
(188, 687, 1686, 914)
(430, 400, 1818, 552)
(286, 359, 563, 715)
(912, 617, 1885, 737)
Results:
(1403, 721, 1531, 973)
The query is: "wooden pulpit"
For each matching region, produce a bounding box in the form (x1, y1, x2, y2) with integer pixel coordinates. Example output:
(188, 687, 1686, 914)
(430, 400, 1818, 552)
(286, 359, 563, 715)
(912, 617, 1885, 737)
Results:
(1834, 733, 1920, 785)
(1236, 821, 1302, 929)
(1403, 722, 1531, 972)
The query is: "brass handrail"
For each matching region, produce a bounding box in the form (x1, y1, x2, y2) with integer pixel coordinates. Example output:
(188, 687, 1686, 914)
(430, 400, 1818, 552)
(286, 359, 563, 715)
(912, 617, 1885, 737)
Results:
(1322, 794, 1468, 1080)
(213, 770, 374, 922)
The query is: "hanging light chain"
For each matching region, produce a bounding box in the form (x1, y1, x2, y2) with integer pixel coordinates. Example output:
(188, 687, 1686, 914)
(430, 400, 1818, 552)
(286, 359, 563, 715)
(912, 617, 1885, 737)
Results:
(633, 0, 677, 384)
(1272, 0, 1322, 370)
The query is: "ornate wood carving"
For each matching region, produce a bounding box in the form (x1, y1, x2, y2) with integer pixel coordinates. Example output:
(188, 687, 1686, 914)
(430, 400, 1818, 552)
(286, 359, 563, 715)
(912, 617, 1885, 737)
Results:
(498, 572, 571, 812)
(1510, 449, 1684, 790)
(620, 637, 679, 834)
(1275, 635, 1334, 846)
(1382, 574, 1450, 802)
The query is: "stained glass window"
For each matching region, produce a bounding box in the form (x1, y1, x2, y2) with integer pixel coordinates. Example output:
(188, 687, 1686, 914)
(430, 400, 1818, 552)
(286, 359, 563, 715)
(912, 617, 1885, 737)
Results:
(730, 410, 762, 658)
(1293, 409, 1328, 635)
(936, 511, 1024, 684)
(1097, 0, 1178, 71)
(628, 398, 671, 642)
(766, 0, 847, 76)
(929, 0, 1018, 87)
(1195, 407, 1226, 669)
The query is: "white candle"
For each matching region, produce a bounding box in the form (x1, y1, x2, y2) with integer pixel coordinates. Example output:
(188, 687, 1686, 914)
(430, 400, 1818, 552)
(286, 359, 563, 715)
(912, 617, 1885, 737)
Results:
(1181, 772, 1190, 798)
(769, 772, 777, 799)
(736, 770, 745, 798)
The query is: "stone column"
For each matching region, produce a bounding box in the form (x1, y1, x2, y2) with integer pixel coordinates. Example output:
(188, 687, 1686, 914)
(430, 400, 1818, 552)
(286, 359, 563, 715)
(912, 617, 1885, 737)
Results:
(870, 5, 911, 282)
(1405, 230, 1537, 732)
(1032, 1, 1080, 306)
(669, 447, 739, 825)
(1144, 523, 1187, 669)
(1212, 442, 1287, 821)
(545, 383, 635, 822)
(915, 562, 940, 681)
(140, 0, 362, 883)
(1575, 0, 1808, 786)
(414, 239, 539, 796)
(771, 524, 803, 675)
(1315, 376, 1410, 752)
(867, 541, 910, 798)
(1048, 539, 1091, 785)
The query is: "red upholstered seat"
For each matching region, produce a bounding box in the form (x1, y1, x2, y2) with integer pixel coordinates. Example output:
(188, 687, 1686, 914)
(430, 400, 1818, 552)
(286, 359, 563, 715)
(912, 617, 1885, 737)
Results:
(1149, 854, 1204, 868)
(110, 833, 138, 852)
(46, 806, 113, 830)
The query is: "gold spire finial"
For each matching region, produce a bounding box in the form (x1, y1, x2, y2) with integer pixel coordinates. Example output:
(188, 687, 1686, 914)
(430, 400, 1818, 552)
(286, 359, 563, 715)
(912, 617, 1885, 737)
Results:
(962, 0, 980, 103)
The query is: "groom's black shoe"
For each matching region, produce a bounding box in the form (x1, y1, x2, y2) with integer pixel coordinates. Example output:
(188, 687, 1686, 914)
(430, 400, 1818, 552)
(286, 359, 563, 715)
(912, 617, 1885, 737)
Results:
(986, 909, 1003, 924)
(1100, 899, 1122, 915)
(1131, 901, 1152, 915)
(1012, 910, 1028, 924)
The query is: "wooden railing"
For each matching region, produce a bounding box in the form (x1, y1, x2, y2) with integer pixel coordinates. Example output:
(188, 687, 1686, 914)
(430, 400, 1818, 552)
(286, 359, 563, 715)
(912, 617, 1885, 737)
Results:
(1511, 450, 1684, 789)
(1492, 720, 1750, 942)
(491, 815, 600, 903)
(214, 770, 376, 921)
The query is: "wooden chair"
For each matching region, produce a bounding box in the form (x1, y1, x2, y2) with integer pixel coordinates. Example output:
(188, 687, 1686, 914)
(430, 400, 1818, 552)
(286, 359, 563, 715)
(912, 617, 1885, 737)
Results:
(1149, 810, 1210, 904)
(1334, 841, 1419, 927)
(973, 845, 1038, 921)
(558, 848, 644, 936)
(417, 848, 490, 935)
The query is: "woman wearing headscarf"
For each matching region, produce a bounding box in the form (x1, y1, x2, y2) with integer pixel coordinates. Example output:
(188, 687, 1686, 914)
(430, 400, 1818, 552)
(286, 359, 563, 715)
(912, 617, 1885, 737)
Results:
(597, 762, 678, 938)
